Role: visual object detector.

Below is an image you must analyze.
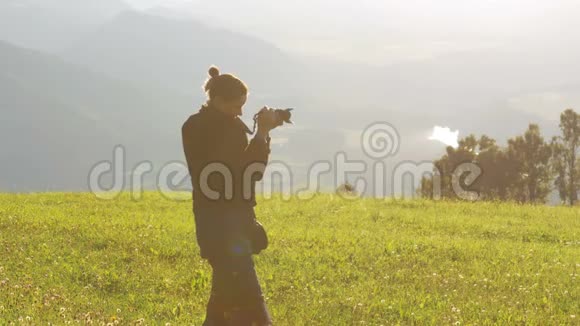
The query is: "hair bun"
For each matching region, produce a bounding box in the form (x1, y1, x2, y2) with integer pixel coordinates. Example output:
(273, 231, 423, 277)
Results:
(208, 66, 220, 78)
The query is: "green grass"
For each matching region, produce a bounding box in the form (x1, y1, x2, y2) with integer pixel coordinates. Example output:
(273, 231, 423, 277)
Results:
(0, 192, 578, 325)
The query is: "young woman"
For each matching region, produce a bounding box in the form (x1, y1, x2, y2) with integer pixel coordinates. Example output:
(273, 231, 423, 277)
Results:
(181, 66, 281, 325)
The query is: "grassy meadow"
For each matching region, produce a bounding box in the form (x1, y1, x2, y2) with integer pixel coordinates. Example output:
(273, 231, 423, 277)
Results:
(0, 192, 578, 325)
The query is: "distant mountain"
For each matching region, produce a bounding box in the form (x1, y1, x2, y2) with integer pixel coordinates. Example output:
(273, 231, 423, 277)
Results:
(57, 12, 456, 128)
(61, 10, 573, 138)
(3, 5, 577, 194)
(62, 11, 305, 97)
(0, 73, 108, 191)
(153, 1, 580, 65)
(0, 40, 191, 191)
(60, 10, 576, 166)
(0, 0, 130, 52)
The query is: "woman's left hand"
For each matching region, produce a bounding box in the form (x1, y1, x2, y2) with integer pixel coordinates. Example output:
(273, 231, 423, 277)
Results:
(256, 106, 283, 132)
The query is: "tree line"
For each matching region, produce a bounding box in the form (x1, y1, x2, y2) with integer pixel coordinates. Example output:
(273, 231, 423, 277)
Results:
(420, 109, 579, 206)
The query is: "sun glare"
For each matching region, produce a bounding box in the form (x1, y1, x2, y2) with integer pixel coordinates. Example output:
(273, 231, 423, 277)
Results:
(429, 126, 459, 148)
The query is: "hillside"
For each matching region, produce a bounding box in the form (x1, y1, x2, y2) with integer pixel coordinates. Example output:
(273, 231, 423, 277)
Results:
(61, 11, 305, 99)
(0, 73, 111, 191)
(0, 0, 130, 52)
(59, 9, 571, 151)
(60, 9, 574, 136)
(0, 193, 577, 324)
(2, 4, 578, 193)
(0, 41, 191, 191)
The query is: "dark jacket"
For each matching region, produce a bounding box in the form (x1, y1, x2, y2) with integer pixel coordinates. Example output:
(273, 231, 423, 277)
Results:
(181, 104, 271, 258)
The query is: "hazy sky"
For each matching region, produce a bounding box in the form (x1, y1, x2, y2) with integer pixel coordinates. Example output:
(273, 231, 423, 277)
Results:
(124, 0, 580, 64)
(2, 0, 578, 192)
(125, 0, 190, 10)
(121, 0, 580, 123)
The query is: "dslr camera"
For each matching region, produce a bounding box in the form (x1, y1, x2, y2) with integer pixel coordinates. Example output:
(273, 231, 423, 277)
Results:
(251, 107, 293, 133)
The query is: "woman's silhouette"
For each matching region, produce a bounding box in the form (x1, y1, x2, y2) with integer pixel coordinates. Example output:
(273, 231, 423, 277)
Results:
(182, 66, 281, 325)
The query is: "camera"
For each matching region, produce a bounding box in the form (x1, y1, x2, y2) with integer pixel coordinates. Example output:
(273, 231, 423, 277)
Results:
(251, 108, 294, 133)
(271, 108, 293, 125)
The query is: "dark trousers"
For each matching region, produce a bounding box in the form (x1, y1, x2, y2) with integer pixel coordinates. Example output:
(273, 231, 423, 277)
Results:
(195, 205, 272, 325)
(203, 254, 272, 325)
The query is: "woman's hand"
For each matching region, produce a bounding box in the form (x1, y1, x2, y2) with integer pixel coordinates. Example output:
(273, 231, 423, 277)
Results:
(256, 106, 283, 135)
